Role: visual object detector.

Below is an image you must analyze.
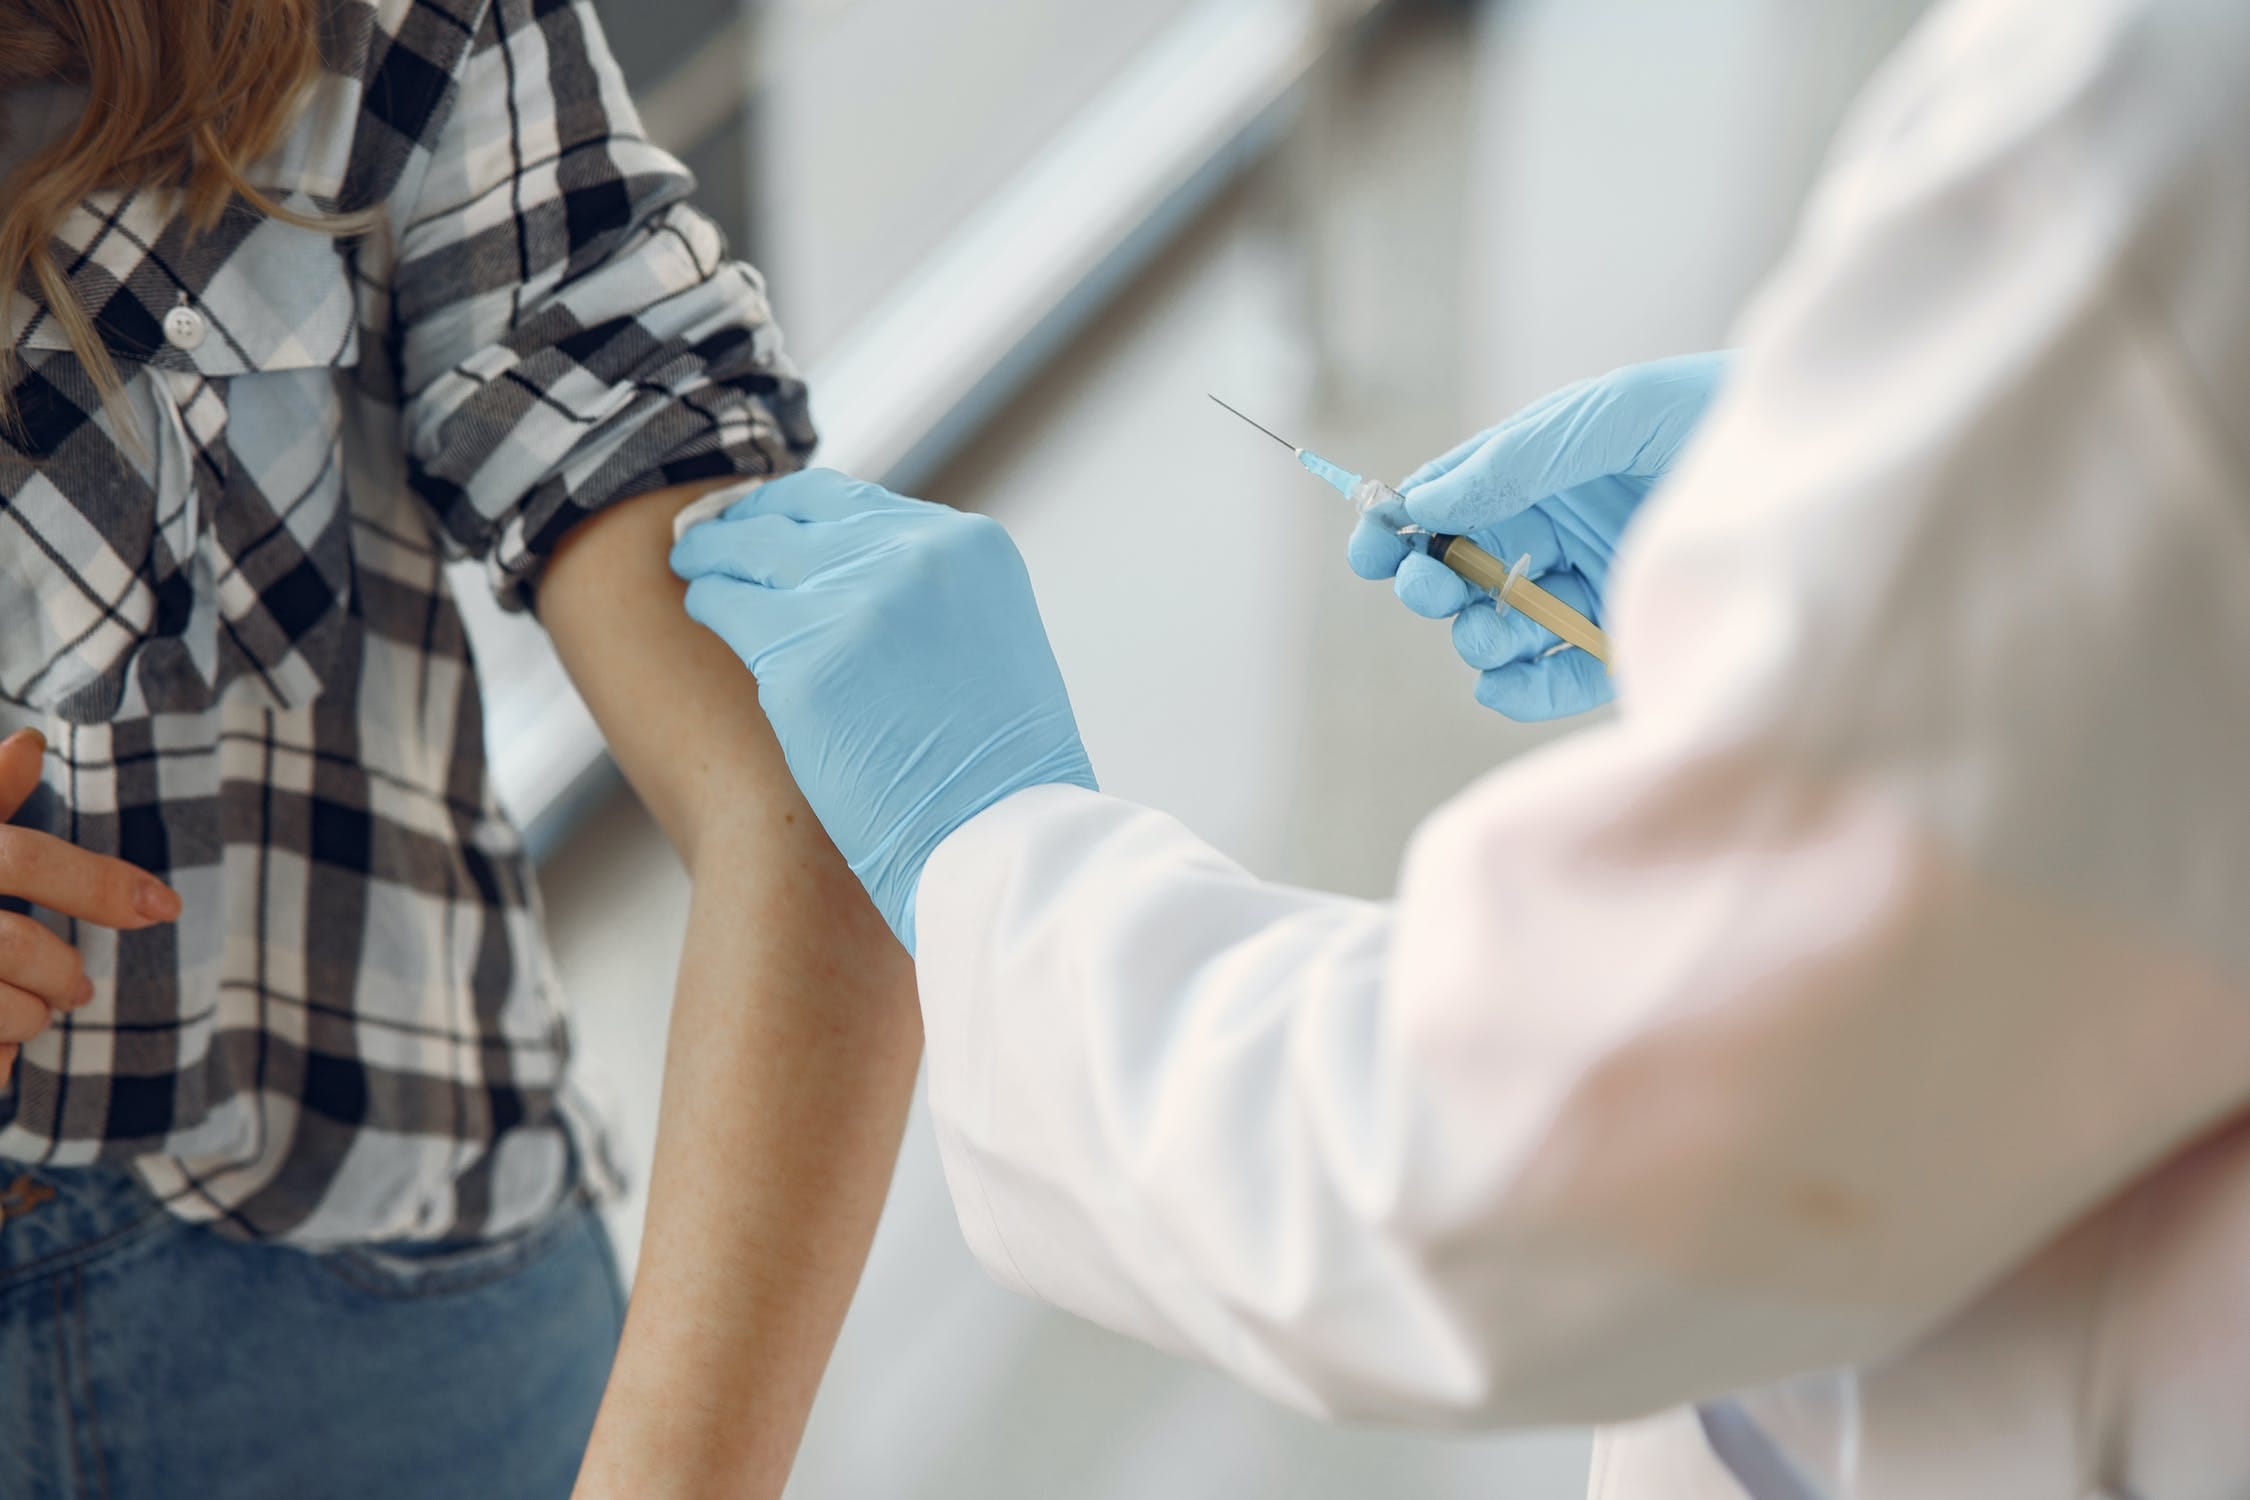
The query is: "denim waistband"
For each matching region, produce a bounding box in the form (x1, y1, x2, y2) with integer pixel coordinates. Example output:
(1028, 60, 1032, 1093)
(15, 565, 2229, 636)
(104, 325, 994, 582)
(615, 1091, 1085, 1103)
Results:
(0, 1163, 171, 1289)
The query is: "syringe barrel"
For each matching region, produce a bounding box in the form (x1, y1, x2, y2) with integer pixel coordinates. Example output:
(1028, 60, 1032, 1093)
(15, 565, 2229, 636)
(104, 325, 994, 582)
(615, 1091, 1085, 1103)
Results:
(1423, 533, 1510, 591)
(1426, 534, 1611, 666)
(1343, 473, 1610, 664)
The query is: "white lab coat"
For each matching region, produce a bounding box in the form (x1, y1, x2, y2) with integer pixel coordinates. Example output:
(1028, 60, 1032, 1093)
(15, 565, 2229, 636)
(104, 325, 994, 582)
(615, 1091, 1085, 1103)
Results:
(911, 0, 2250, 1493)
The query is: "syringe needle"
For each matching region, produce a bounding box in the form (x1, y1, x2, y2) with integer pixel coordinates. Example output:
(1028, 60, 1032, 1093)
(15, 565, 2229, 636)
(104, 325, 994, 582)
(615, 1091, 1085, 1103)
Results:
(1211, 393, 1614, 666)
(1209, 395, 1300, 454)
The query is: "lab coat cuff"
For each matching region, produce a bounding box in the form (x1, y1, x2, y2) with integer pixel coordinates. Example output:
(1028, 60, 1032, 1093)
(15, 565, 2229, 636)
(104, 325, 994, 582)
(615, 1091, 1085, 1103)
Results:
(914, 783, 1103, 1303)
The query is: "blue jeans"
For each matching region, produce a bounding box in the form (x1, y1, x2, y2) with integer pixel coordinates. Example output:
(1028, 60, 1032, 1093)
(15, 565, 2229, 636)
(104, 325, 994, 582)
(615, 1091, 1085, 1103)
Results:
(0, 1165, 625, 1499)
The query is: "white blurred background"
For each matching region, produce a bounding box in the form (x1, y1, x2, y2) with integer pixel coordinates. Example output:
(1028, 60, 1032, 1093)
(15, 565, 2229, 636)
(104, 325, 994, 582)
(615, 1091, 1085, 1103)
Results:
(505, 1, 1935, 1494)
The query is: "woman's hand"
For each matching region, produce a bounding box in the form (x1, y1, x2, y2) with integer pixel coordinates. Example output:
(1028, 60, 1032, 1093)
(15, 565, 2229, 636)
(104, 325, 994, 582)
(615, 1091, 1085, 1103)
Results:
(0, 729, 181, 1086)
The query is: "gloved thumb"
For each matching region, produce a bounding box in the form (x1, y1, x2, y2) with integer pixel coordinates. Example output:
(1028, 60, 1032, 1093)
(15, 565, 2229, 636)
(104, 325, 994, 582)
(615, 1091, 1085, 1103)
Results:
(1401, 387, 1623, 535)
(1401, 351, 1731, 535)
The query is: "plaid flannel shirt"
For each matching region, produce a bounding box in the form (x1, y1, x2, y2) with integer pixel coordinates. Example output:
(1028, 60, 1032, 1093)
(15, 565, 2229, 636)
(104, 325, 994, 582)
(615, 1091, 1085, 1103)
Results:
(0, 0, 814, 1245)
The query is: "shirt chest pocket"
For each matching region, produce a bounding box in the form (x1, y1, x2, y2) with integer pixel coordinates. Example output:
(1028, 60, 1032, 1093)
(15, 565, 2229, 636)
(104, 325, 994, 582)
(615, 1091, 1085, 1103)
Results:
(0, 215, 364, 723)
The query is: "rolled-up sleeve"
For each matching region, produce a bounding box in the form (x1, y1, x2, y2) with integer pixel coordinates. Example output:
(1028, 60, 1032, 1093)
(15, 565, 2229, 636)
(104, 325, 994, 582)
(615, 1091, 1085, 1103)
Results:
(391, 0, 814, 607)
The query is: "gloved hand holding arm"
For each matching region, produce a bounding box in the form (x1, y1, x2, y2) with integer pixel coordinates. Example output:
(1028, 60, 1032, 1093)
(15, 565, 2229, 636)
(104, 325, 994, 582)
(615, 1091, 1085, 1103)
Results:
(1348, 351, 1730, 719)
(670, 471, 1097, 953)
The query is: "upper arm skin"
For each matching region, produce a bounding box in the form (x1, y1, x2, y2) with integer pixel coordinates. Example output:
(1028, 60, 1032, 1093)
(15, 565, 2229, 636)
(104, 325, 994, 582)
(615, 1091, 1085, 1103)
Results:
(539, 482, 921, 1495)
(538, 482, 848, 881)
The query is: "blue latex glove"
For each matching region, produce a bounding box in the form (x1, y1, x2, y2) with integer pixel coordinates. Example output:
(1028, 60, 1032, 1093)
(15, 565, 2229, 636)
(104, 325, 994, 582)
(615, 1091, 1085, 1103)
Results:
(670, 470, 1096, 952)
(1347, 351, 1732, 719)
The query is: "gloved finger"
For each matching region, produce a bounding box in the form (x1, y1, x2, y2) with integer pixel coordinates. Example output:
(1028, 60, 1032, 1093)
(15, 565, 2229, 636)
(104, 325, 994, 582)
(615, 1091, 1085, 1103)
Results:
(1395, 381, 1585, 491)
(1396, 426, 1497, 493)
(1405, 361, 1697, 536)
(1408, 352, 1736, 538)
(675, 509, 913, 592)
(671, 513, 811, 586)
(1473, 647, 1614, 722)
(1599, 350, 1733, 478)
(1346, 514, 1413, 581)
(1450, 598, 1555, 671)
(1393, 550, 1474, 619)
(682, 574, 811, 673)
(1471, 506, 1571, 581)
(1403, 405, 1610, 536)
(718, 467, 933, 527)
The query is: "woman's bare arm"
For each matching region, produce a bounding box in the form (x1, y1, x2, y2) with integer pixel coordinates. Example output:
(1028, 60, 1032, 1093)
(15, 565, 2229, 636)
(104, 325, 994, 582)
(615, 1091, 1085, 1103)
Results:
(538, 481, 922, 1499)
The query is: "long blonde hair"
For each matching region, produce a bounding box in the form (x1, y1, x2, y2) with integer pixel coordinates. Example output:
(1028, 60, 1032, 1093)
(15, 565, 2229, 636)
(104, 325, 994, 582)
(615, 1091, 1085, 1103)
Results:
(0, 0, 340, 429)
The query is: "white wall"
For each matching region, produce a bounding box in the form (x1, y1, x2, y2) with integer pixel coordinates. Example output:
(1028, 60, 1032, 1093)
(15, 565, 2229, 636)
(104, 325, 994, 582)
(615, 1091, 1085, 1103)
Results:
(751, 0, 1204, 361)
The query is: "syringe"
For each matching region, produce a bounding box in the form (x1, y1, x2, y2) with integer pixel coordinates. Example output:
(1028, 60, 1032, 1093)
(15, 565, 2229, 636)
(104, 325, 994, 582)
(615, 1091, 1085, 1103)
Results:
(1210, 397, 1611, 665)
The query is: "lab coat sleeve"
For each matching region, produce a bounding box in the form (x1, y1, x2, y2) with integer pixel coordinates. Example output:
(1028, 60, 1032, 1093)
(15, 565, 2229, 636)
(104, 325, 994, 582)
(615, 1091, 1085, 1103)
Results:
(917, 0, 2250, 1428)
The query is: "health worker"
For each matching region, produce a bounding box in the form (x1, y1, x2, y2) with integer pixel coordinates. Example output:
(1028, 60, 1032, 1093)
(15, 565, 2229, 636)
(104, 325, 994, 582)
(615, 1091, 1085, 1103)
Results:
(670, 0, 2250, 1494)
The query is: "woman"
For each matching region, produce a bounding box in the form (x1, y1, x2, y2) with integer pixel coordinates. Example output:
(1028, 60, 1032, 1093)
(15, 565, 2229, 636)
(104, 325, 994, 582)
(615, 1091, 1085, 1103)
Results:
(0, 3, 919, 1496)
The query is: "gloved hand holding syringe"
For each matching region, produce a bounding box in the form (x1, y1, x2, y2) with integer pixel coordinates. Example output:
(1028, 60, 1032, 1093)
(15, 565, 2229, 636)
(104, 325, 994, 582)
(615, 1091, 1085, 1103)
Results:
(1210, 397, 1612, 665)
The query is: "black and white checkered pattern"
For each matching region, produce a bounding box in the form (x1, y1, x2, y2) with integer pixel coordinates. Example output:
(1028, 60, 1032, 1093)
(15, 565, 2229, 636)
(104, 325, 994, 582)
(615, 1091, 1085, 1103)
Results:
(0, 0, 814, 1245)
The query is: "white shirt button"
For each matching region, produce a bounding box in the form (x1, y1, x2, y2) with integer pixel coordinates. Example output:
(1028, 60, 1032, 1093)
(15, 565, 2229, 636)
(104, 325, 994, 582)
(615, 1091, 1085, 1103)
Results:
(162, 305, 207, 352)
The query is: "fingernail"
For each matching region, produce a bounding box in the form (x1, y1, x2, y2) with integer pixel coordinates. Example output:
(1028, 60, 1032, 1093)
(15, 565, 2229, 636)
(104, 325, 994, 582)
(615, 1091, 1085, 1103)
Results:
(135, 882, 181, 921)
(74, 975, 94, 1007)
